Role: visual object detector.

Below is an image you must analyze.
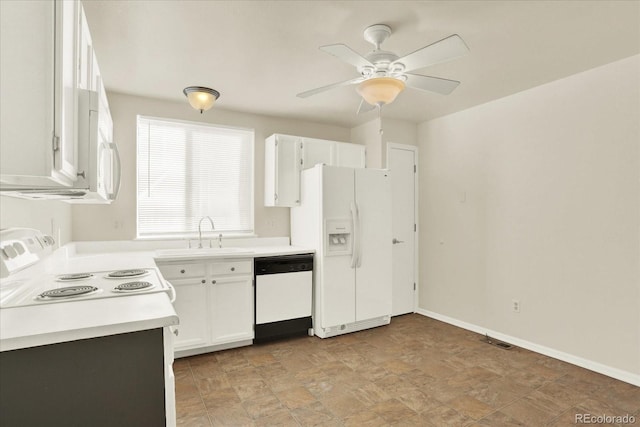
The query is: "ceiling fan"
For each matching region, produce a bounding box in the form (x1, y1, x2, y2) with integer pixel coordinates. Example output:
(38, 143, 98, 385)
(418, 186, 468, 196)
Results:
(297, 24, 469, 114)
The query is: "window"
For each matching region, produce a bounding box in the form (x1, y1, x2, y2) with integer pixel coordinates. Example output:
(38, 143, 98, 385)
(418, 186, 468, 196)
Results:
(137, 116, 254, 238)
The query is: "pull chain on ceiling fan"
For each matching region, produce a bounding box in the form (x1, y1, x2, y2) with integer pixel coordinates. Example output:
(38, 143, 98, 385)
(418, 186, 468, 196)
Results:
(297, 24, 470, 116)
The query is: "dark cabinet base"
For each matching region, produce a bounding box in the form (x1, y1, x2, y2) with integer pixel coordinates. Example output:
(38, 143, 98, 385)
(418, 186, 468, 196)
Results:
(0, 329, 166, 427)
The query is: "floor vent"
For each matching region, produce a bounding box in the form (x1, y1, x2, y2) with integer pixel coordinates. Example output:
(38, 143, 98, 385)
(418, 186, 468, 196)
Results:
(483, 334, 515, 350)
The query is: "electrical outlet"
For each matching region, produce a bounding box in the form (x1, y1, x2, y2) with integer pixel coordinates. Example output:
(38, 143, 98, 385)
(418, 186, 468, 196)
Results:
(512, 299, 520, 313)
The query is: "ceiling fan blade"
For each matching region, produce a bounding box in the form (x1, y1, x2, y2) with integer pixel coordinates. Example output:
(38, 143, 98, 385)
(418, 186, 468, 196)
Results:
(404, 73, 461, 95)
(356, 98, 376, 115)
(319, 44, 374, 69)
(392, 34, 469, 73)
(296, 77, 363, 99)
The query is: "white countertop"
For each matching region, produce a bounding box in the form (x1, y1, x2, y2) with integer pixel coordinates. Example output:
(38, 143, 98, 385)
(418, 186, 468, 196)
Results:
(153, 245, 314, 262)
(0, 293, 178, 352)
(0, 238, 314, 352)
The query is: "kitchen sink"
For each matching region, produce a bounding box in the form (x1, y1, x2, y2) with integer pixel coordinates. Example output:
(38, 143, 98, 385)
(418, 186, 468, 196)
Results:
(154, 247, 254, 259)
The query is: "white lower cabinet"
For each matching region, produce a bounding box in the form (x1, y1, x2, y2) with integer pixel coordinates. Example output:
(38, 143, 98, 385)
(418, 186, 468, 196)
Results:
(170, 276, 210, 350)
(157, 259, 254, 357)
(210, 276, 254, 344)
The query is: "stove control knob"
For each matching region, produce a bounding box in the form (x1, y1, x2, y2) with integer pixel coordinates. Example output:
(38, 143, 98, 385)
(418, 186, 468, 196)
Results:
(3, 245, 17, 259)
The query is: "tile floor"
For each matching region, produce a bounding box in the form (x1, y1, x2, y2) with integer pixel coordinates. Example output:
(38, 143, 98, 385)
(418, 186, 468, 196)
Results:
(174, 314, 639, 426)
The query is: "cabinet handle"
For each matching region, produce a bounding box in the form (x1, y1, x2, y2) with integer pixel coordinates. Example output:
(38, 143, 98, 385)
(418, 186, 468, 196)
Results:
(201, 279, 206, 284)
(180, 269, 185, 274)
(211, 280, 217, 284)
(230, 267, 235, 272)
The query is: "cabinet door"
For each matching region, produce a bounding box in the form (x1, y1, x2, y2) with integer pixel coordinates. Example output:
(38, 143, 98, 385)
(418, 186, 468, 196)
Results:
(275, 134, 301, 206)
(76, 5, 92, 91)
(336, 142, 366, 168)
(264, 134, 301, 206)
(210, 276, 254, 344)
(302, 138, 334, 170)
(0, 0, 77, 188)
(54, 0, 79, 183)
(170, 277, 211, 351)
(0, 1, 55, 186)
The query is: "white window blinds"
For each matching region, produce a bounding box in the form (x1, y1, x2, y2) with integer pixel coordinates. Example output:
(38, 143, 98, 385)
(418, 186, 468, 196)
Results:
(137, 116, 254, 238)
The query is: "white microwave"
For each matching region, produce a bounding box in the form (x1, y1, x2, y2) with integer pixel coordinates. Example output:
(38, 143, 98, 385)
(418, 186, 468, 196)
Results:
(1, 89, 121, 203)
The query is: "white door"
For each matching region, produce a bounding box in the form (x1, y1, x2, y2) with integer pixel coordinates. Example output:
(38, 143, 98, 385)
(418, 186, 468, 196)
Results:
(387, 144, 417, 316)
(354, 168, 392, 321)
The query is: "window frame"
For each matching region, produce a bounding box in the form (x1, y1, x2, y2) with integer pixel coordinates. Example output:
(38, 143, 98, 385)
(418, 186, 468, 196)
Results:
(135, 115, 255, 240)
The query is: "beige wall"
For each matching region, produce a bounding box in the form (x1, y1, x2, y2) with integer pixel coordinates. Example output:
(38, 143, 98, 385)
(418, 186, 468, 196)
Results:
(350, 118, 381, 168)
(350, 117, 417, 168)
(0, 197, 72, 247)
(418, 55, 640, 376)
(72, 92, 350, 241)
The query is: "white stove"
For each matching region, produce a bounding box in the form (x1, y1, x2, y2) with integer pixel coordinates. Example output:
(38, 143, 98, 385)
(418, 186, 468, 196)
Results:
(0, 228, 175, 308)
(0, 228, 178, 427)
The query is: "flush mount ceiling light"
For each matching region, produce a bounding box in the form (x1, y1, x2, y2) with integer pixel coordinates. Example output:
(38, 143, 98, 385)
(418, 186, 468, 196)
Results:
(183, 86, 220, 113)
(356, 77, 406, 107)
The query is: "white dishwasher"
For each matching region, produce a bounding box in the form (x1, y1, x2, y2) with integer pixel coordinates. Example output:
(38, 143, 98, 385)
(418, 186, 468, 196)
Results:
(254, 254, 313, 343)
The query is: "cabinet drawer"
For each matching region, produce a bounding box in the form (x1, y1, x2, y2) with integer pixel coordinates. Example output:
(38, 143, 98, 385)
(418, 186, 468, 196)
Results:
(157, 262, 206, 279)
(211, 260, 252, 276)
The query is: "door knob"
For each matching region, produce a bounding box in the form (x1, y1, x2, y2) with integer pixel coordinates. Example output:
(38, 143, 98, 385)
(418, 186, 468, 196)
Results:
(392, 238, 404, 244)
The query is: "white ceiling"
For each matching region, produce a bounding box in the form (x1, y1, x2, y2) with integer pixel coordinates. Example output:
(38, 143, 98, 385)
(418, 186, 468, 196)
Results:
(83, 1, 640, 128)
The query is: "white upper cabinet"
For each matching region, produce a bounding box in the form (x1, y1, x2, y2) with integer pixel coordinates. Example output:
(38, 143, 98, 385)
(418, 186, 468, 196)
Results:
(76, 5, 92, 91)
(77, 4, 107, 100)
(264, 134, 366, 207)
(0, 0, 78, 188)
(264, 134, 302, 207)
(335, 141, 366, 168)
(302, 138, 334, 170)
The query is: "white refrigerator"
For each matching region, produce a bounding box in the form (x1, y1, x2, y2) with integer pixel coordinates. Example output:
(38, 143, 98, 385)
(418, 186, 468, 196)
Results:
(291, 165, 392, 338)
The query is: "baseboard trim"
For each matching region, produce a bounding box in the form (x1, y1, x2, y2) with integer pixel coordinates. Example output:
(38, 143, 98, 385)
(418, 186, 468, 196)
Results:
(415, 308, 640, 387)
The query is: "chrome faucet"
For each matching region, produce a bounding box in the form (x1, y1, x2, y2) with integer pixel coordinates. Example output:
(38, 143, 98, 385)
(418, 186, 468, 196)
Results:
(198, 216, 215, 248)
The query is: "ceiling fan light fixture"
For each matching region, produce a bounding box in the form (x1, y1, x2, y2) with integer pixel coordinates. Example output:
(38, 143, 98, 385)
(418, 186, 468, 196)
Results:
(356, 77, 405, 106)
(183, 86, 220, 113)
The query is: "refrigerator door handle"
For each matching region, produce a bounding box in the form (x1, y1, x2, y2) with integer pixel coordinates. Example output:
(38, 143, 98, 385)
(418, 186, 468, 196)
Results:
(355, 202, 363, 268)
(350, 202, 359, 268)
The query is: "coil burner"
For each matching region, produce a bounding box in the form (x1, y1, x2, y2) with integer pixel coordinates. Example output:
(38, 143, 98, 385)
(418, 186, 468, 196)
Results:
(37, 285, 100, 300)
(113, 281, 155, 293)
(56, 273, 94, 282)
(106, 269, 149, 279)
